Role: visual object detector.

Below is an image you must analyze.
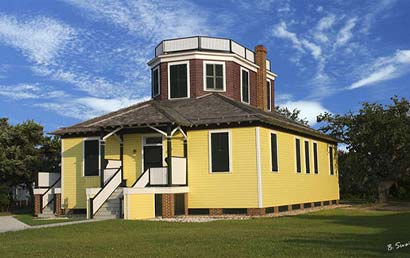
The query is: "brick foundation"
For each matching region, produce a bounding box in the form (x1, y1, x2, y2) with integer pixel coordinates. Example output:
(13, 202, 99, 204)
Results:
(288, 205, 293, 212)
(247, 208, 266, 216)
(300, 203, 304, 210)
(184, 193, 188, 215)
(162, 194, 175, 218)
(336, 200, 339, 205)
(55, 193, 63, 216)
(209, 208, 223, 216)
(34, 194, 41, 216)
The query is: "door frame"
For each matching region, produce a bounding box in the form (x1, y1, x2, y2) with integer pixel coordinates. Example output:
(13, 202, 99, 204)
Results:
(141, 134, 164, 174)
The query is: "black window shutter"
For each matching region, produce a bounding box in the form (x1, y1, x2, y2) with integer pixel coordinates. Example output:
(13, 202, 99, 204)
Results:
(271, 134, 278, 171)
(84, 140, 99, 176)
(211, 133, 230, 172)
(329, 146, 334, 175)
(313, 143, 318, 174)
(305, 141, 310, 174)
(152, 68, 159, 96)
(296, 139, 301, 173)
(242, 70, 249, 103)
(170, 64, 188, 98)
(266, 81, 271, 110)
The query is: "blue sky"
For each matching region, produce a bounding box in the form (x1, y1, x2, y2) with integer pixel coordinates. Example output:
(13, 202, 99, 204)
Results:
(0, 0, 409, 132)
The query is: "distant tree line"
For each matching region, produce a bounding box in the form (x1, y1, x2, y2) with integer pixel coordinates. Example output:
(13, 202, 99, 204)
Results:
(317, 96, 410, 202)
(0, 118, 60, 211)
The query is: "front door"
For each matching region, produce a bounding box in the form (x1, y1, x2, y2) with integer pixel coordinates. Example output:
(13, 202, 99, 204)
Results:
(143, 136, 163, 171)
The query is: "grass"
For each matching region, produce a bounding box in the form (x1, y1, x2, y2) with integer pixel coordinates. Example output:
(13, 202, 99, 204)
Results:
(0, 207, 409, 258)
(13, 214, 83, 226)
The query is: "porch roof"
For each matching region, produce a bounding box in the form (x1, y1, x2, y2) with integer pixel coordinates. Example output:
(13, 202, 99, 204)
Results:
(51, 93, 338, 143)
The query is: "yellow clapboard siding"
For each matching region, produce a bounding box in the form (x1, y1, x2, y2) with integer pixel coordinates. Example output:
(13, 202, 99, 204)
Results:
(260, 127, 339, 207)
(105, 136, 120, 160)
(123, 134, 142, 187)
(126, 193, 155, 220)
(62, 138, 100, 209)
(187, 127, 259, 208)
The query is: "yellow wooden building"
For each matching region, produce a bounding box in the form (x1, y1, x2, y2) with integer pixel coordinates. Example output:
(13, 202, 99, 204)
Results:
(34, 37, 339, 219)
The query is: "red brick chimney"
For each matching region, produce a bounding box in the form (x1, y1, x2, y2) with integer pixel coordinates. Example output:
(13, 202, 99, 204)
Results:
(255, 45, 268, 111)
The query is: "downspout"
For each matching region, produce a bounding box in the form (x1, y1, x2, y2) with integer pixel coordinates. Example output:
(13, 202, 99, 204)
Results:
(167, 126, 172, 186)
(255, 127, 263, 208)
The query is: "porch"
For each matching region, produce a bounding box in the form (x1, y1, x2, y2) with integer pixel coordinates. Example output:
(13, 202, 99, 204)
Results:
(86, 125, 188, 219)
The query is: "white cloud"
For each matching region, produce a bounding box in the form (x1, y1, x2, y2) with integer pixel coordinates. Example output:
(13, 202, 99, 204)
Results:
(62, 0, 215, 42)
(314, 14, 336, 43)
(0, 83, 68, 100)
(348, 50, 410, 89)
(277, 99, 330, 126)
(273, 21, 322, 60)
(37, 96, 150, 120)
(335, 18, 357, 47)
(0, 15, 75, 64)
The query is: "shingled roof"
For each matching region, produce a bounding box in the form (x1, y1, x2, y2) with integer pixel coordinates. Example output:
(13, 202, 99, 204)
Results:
(51, 93, 337, 143)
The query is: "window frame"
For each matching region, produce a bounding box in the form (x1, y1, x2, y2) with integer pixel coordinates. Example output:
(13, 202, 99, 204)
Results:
(152, 65, 160, 98)
(304, 140, 311, 174)
(208, 130, 232, 173)
(240, 67, 250, 104)
(167, 61, 190, 100)
(313, 141, 319, 174)
(295, 137, 302, 173)
(266, 79, 272, 111)
(270, 131, 279, 172)
(82, 137, 100, 177)
(203, 61, 226, 92)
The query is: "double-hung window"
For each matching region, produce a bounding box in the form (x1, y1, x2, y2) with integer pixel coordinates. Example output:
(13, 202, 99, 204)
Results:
(241, 68, 250, 104)
(168, 61, 189, 99)
(209, 131, 231, 172)
(84, 139, 99, 176)
(266, 80, 272, 111)
(271, 133, 278, 172)
(152, 66, 160, 97)
(295, 138, 301, 173)
(204, 62, 225, 91)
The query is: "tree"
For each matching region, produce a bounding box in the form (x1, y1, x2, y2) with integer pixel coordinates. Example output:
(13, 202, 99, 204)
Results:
(318, 97, 410, 202)
(0, 118, 60, 207)
(275, 106, 309, 126)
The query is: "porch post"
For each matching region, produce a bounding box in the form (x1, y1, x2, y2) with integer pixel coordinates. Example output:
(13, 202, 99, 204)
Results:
(183, 129, 188, 186)
(120, 132, 125, 186)
(100, 129, 105, 187)
(167, 126, 172, 186)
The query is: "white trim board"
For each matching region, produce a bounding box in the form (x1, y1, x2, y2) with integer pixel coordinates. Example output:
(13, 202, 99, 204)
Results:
(255, 127, 263, 208)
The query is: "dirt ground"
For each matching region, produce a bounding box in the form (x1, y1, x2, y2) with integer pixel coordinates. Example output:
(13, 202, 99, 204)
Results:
(343, 201, 410, 212)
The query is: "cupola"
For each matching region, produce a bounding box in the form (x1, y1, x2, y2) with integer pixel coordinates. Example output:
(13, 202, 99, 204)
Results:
(147, 36, 277, 111)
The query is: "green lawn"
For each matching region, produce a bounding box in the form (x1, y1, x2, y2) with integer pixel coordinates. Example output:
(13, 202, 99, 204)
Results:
(0, 207, 409, 258)
(13, 214, 83, 226)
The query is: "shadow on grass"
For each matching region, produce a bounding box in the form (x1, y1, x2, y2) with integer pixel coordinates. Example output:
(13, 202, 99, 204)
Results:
(287, 209, 410, 257)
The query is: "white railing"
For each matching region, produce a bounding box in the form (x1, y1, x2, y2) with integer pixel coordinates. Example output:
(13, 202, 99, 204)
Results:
(104, 160, 122, 184)
(155, 36, 270, 70)
(133, 170, 149, 188)
(41, 178, 61, 209)
(90, 169, 122, 217)
(37, 172, 60, 188)
(149, 167, 168, 185)
(171, 157, 187, 185)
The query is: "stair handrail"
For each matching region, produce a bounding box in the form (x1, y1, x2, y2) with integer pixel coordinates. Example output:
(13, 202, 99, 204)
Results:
(89, 167, 122, 218)
(131, 168, 150, 188)
(41, 177, 61, 210)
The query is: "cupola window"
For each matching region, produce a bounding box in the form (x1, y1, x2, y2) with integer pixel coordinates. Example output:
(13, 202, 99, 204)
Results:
(168, 61, 189, 99)
(204, 61, 225, 91)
